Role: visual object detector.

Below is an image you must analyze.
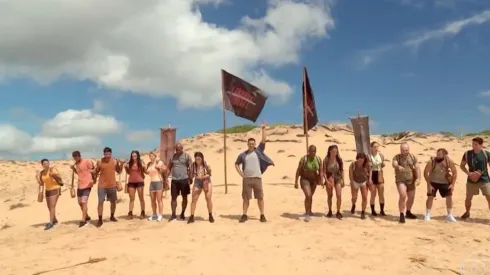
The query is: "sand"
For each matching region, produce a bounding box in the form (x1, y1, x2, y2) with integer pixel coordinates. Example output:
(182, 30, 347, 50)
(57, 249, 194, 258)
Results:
(1, 124, 489, 275)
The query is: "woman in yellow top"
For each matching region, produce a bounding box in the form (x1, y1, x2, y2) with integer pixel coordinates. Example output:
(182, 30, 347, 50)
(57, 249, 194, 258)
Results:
(37, 159, 62, 230)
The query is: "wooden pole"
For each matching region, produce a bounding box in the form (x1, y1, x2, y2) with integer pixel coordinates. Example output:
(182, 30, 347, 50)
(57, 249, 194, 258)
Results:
(303, 67, 309, 153)
(221, 70, 228, 194)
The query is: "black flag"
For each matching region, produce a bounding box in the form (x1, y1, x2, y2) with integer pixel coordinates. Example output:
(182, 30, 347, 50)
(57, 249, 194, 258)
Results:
(302, 67, 318, 133)
(221, 70, 268, 123)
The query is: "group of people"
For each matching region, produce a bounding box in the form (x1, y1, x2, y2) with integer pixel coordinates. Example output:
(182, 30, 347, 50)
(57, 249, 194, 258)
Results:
(294, 136, 490, 224)
(36, 122, 490, 230)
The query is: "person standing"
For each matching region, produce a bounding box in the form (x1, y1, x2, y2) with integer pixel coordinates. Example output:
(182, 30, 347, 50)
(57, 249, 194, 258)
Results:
(146, 152, 166, 222)
(423, 148, 458, 222)
(294, 145, 322, 221)
(369, 141, 386, 216)
(349, 153, 370, 220)
(94, 147, 123, 227)
(124, 150, 147, 220)
(323, 145, 344, 219)
(37, 159, 62, 230)
(167, 143, 192, 221)
(392, 143, 420, 223)
(459, 137, 490, 220)
(71, 151, 96, 227)
(235, 122, 274, 223)
(188, 152, 214, 224)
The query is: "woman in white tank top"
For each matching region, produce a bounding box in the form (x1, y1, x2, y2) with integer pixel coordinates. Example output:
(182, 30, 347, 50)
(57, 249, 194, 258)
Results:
(369, 142, 386, 216)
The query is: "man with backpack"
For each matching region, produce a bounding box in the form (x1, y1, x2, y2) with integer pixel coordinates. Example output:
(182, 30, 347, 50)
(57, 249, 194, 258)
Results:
(392, 143, 421, 223)
(294, 145, 323, 221)
(423, 148, 458, 222)
(459, 137, 490, 220)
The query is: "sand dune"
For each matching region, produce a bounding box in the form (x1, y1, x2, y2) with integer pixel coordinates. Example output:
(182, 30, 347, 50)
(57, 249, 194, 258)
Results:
(1, 124, 490, 275)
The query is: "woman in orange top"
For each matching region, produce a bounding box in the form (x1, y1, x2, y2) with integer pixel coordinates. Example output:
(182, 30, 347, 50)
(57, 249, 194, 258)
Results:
(124, 150, 147, 219)
(37, 159, 62, 230)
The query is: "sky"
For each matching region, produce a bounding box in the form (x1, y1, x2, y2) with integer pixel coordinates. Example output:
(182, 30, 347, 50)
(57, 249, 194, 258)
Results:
(0, 0, 489, 160)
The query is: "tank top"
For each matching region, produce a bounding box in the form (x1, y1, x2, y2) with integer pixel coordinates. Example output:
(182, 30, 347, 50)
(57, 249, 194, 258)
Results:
(40, 167, 61, 191)
(326, 159, 341, 179)
(351, 162, 368, 183)
(98, 158, 117, 188)
(370, 153, 382, 171)
(147, 161, 163, 182)
(128, 164, 144, 183)
(429, 158, 450, 184)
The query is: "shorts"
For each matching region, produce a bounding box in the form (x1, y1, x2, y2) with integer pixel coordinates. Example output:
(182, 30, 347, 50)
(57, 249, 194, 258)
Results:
(396, 181, 415, 192)
(352, 181, 366, 189)
(45, 189, 60, 198)
(149, 181, 163, 192)
(466, 182, 490, 196)
(242, 177, 263, 200)
(128, 182, 144, 189)
(427, 182, 452, 198)
(371, 171, 380, 185)
(98, 187, 117, 203)
(171, 179, 191, 197)
(77, 187, 92, 203)
(300, 178, 316, 188)
(194, 179, 211, 190)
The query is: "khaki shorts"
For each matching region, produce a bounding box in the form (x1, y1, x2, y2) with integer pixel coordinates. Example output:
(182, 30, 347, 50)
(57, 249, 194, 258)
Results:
(396, 181, 415, 192)
(242, 177, 263, 200)
(466, 182, 490, 196)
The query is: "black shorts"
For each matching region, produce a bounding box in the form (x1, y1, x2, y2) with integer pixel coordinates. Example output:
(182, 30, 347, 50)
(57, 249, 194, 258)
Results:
(128, 182, 144, 189)
(427, 182, 452, 198)
(171, 179, 191, 197)
(371, 171, 380, 185)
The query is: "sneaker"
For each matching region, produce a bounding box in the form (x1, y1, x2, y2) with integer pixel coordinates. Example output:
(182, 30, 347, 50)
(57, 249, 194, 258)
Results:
(371, 210, 378, 217)
(399, 214, 405, 224)
(187, 215, 195, 224)
(127, 212, 133, 220)
(179, 213, 186, 220)
(140, 212, 146, 220)
(96, 220, 103, 227)
(148, 215, 157, 221)
(239, 214, 248, 223)
(85, 216, 91, 221)
(447, 215, 457, 222)
(351, 205, 356, 214)
(326, 210, 333, 218)
(336, 212, 343, 220)
(78, 221, 87, 228)
(209, 214, 215, 223)
(259, 215, 267, 222)
(360, 212, 366, 220)
(169, 215, 177, 222)
(424, 214, 431, 221)
(304, 215, 311, 222)
(406, 211, 417, 219)
(379, 211, 386, 216)
(157, 215, 163, 222)
(44, 222, 55, 231)
(461, 212, 470, 220)
(110, 216, 118, 222)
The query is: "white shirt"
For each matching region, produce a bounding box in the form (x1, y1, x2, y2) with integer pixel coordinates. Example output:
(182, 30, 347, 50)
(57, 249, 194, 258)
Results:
(370, 153, 382, 171)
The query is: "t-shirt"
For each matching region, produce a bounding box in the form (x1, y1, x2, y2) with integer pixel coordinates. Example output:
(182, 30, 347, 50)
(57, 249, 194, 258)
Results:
(40, 167, 61, 191)
(243, 151, 261, 178)
(462, 150, 490, 183)
(393, 154, 418, 182)
(76, 159, 94, 189)
(98, 158, 118, 189)
(171, 153, 191, 180)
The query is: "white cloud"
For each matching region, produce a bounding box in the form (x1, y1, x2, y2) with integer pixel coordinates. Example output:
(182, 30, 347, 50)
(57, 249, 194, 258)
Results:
(0, 108, 122, 156)
(0, 0, 334, 108)
(478, 90, 490, 97)
(41, 109, 122, 138)
(359, 10, 490, 67)
(92, 100, 104, 112)
(478, 105, 490, 115)
(126, 130, 156, 143)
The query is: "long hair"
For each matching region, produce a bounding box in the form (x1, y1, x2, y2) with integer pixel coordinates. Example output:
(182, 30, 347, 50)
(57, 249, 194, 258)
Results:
(326, 145, 343, 172)
(128, 150, 143, 172)
(147, 152, 157, 169)
(193, 151, 206, 174)
(355, 153, 368, 169)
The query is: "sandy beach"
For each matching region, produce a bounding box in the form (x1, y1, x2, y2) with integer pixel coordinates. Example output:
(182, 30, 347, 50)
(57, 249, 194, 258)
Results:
(1, 124, 489, 275)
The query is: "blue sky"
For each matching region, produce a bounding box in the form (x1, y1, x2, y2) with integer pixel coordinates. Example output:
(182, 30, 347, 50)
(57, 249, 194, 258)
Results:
(0, 0, 489, 159)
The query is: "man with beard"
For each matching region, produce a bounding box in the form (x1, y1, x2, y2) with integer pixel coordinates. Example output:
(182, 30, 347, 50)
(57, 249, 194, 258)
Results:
(167, 143, 192, 221)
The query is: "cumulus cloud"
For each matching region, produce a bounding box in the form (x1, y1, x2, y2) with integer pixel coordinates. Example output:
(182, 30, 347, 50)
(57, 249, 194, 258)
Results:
(126, 130, 157, 143)
(0, 0, 334, 108)
(0, 108, 122, 156)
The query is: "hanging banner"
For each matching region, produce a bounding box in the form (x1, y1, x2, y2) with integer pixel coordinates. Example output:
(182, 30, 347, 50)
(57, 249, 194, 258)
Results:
(160, 128, 176, 165)
(349, 115, 371, 156)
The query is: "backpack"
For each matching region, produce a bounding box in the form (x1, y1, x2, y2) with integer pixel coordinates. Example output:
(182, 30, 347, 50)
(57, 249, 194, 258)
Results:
(302, 155, 321, 171)
(430, 157, 453, 183)
(465, 150, 490, 172)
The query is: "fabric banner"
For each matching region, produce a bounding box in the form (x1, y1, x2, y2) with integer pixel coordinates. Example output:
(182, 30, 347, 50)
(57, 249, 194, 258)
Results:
(160, 128, 176, 165)
(221, 69, 268, 123)
(302, 67, 318, 133)
(349, 115, 371, 156)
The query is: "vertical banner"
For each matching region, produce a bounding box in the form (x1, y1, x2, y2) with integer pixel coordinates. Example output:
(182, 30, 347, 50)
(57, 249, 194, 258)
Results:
(159, 127, 177, 165)
(349, 115, 371, 156)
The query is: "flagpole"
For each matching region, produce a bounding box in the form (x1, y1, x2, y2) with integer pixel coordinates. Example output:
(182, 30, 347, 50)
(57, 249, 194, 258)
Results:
(221, 70, 228, 194)
(303, 67, 309, 153)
